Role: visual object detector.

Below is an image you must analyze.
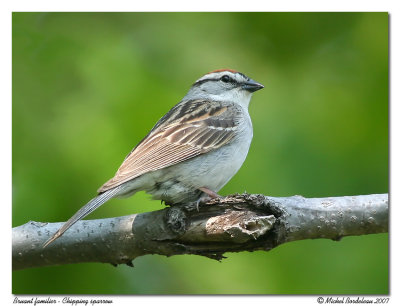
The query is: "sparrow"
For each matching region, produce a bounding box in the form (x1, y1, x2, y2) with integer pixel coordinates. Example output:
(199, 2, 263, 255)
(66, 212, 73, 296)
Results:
(43, 69, 264, 247)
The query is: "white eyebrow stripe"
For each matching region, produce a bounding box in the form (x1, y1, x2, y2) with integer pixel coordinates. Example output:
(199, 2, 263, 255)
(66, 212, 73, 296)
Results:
(195, 71, 243, 83)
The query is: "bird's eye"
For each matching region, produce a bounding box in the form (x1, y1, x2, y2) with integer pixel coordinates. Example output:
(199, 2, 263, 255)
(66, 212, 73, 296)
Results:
(221, 75, 231, 83)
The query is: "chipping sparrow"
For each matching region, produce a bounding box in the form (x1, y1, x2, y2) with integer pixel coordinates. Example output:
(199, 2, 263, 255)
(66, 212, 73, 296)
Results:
(44, 69, 264, 247)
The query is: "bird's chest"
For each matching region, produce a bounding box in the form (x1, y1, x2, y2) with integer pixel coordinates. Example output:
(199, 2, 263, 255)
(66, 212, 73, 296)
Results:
(188, 115, 253, 189)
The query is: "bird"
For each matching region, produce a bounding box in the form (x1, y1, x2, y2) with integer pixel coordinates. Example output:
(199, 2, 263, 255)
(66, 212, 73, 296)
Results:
(43, 69, 264, 247)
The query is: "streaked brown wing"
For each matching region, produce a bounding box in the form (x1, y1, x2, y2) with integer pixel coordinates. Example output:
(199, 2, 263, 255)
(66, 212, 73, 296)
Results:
(97, 101, 238, 193)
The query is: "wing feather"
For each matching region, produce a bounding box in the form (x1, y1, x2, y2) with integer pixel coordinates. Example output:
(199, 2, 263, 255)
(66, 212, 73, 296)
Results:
(98, 100, 241, 193)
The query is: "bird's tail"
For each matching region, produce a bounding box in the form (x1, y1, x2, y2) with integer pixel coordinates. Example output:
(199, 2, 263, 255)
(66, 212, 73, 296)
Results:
(43, 186, 122, 248)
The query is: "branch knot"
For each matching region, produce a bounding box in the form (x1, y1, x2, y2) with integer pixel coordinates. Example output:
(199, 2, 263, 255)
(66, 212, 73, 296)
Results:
(165, 206, 187, 235)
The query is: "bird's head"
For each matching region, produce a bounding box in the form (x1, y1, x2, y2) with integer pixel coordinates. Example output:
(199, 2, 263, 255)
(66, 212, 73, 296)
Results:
(185, 69, 264, 108)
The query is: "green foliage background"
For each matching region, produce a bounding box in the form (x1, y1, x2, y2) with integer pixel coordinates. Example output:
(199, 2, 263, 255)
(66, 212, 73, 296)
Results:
(12, 12, 388, 294)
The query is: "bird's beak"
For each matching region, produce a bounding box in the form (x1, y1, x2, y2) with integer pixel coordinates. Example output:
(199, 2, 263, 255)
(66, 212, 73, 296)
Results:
(242, 79, 264, 92)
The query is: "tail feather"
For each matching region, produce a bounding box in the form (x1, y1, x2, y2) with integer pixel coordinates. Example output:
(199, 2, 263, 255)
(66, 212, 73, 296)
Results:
(43, 186, 122, 248)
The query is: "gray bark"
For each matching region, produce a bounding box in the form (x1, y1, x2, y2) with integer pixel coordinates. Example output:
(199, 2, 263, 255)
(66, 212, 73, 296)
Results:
(12, 193, 388, 270)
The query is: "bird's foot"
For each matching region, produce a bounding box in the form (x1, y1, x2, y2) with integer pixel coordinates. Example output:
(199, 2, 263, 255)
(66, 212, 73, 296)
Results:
(198, 187, 221, 199)
(196, 187, 222, 211)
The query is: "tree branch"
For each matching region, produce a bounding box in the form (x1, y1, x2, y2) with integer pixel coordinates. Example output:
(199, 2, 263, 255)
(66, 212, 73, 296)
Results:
(12, 193, 388, 270)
